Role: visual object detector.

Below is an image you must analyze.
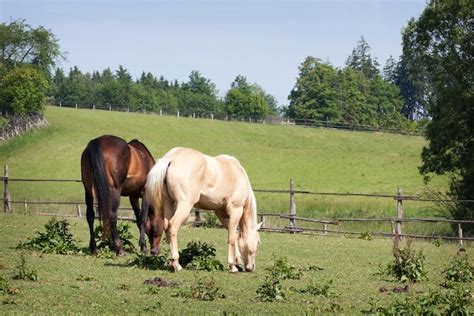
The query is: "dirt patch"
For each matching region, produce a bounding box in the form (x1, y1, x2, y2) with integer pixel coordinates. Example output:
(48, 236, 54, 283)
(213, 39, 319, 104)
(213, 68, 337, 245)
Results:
(144, 276, 177, 288)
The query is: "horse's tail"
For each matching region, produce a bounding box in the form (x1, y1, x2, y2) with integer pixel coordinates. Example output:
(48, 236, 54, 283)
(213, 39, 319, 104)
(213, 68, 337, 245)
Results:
(87, 140, 112, 238)
(145, 158, 170, 223)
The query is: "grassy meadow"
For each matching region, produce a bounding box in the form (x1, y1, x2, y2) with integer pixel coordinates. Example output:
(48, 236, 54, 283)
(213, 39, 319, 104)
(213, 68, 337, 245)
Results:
(0, 213, 472, 314)
(0, 106, 447, 220)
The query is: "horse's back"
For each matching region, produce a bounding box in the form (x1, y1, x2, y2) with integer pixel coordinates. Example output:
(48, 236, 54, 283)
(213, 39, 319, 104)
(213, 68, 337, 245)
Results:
(162, 147, 249, 209)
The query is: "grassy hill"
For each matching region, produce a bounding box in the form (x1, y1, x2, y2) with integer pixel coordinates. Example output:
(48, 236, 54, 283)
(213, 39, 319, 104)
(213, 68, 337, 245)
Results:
(0, 106, 447, 218)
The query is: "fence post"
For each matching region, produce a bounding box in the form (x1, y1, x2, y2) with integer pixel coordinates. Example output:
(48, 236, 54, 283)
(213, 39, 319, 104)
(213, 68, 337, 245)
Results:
(160, 109, 162, 116)
(395, 187, 403, 240)
(23, 198, 27, 212)
(289, 178, 296, 228)
(458, 224, 463, 246)
(3, 165, 11, 213)
(177, 111, 180, 117)
(76, 204, 82, 217)
(194, 209, 201, 227)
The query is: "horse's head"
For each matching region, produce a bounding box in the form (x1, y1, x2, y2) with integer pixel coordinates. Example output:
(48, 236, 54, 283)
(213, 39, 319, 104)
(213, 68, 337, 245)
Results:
(238, 222, 263, 272)
(145, 208, 164, 256)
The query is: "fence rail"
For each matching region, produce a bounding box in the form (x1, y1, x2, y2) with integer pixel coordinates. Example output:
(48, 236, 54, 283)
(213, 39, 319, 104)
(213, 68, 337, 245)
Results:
(49, 103, 422, 136)
(2, 165, 473, 244)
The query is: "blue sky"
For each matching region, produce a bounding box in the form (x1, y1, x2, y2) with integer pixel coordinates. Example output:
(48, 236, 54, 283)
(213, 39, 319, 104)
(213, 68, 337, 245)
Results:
(1, 0, 426, 105)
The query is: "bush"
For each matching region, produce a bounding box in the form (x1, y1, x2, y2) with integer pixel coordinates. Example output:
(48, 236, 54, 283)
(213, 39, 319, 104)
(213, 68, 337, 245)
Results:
(94, 222, 135, 252)
(0, 65, 48, 115)
(441, 253, 473, 288)
(17, 217, 79, 254)
(266, 256, 302, 280)
(202, 213, 219, 228)
(383, 239, 426, 283)
(127, 252, 168, 270)
(365, 284, 472, 315)
(256, 274, 285, 302)
(179, 241, 224, 271)
(296, 280, 337, 298)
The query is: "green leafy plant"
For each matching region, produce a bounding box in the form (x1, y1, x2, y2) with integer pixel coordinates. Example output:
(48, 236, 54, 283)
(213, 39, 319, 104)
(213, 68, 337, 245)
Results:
(177, 241, 224, 271)
(441, 254, 473, 288)
(266, 256, 302, 280)
(202, 213, 219, 228)
(364, 284, 472, 315)
(186, 257, 224, 271)
(17, 217, 79, 254)
(256, 274, 285, 302)
(383, 239, 426, 283)
(12, 254, 37, 281)
(94, 222, 135, 252)
(0, 274, 20, 295)
(296, 279, 337, 298)
(179, 241, 217, 266)
(172, 276, 225, 301)
(127, 252, 168, 270)
(359, 231, 372, 241)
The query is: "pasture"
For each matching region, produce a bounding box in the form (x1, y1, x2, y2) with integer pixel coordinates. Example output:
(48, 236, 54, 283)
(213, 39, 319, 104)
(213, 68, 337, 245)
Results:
(1, 213, 471, 314)
(0, 106, 447, 220)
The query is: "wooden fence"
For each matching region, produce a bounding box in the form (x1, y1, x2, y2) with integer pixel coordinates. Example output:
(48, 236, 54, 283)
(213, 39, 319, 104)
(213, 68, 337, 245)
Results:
(2, 164, 474, 244)
(50, 103, 421, 136)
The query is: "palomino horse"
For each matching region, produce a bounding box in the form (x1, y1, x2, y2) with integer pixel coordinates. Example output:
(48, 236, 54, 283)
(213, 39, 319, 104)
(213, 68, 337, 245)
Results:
(145, 147, 262, 272)
(81, 135, 157, 255)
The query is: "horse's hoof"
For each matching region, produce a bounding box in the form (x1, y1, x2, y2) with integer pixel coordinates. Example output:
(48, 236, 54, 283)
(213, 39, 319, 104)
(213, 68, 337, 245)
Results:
(168, 262, 182, 273)
(141, 246, 148, 254)
(90, 250, 97, 256)
(228, 265, 239, 273)
(118, 250, 126, 257)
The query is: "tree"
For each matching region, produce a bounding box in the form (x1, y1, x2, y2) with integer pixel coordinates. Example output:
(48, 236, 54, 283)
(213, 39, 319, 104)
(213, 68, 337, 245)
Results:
(224, 75, 276, 119)
(407, 1, 474, 228)
(0, 65, 48, 114)
(345, 36, 380, 79)
(288, 56, 341, 121)
(382, 55, 397, 84)
(0, 19, 64, 77)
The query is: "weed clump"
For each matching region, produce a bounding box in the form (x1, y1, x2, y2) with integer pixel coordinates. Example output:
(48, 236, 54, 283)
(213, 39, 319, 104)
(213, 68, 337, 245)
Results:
(179, 241, 224, 271)
(12, 254, 37, 281)
(17, 217, 79, 254)
(381, 239, 426, 283)
(172, 276, 225, 301)
(94, 222, 135, 252)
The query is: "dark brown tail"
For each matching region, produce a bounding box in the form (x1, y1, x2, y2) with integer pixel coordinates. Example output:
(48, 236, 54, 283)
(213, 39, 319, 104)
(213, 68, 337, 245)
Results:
(86, 139, 112, 238)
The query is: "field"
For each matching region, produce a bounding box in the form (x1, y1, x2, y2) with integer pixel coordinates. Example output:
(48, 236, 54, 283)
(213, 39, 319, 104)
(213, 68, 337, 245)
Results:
(1, 106, 447, 219)
(1, 213, 472, 314)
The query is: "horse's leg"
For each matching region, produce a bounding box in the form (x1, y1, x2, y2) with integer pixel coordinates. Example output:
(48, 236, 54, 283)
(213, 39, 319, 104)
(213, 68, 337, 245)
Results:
(166, 201, 193, 272)
(110, 189, 125, 256)
(226, 206, 244, 273)
(85, 191, 97, 255)
(130, 196, 146, 253)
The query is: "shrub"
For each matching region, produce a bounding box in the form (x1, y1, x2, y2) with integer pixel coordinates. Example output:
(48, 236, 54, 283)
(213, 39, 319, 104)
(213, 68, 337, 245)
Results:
(127, 252, 168, 270)
(441, 253, 473, 288)
(365, 285, 472, 315)
(202, 213, 219, 228)
(94, 222, 135, 252)
(179, 241, 217, 266)
(186, 257, 224, 272)
(266, 256, 302, 280)
(17, 218, 79, 254)
(256, 274, 285, 302)
(383, 239, 426, 283)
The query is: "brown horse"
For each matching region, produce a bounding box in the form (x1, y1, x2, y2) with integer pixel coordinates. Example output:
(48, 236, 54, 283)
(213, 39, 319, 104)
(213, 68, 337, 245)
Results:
(80, 135, 157, 255)
(145, 147, 262, 272)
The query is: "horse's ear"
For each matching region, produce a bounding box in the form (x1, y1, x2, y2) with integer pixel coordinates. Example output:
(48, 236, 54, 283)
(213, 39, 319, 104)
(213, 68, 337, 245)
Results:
(256, 222, 263, 231)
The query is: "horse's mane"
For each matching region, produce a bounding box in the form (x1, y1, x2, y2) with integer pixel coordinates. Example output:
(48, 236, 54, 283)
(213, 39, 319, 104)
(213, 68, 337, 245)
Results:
(128, 139, 154, 160)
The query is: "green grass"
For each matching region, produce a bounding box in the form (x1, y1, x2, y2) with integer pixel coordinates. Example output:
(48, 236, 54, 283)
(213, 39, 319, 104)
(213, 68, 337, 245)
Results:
(0, 213, 471, 314)
(0, 106, 447, 219)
